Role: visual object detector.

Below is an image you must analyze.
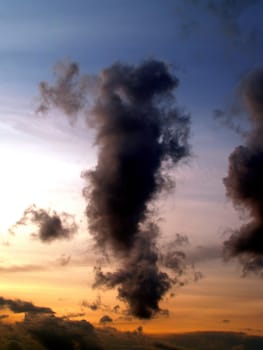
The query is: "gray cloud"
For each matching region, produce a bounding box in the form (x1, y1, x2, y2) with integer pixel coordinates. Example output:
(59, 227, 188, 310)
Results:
(83, 59, 191, 319)
(62, 312, 86, 320)
(37, 61, 92, 123)
(99, 315, 113, 324)
(10, 204, 78, 243)
(27, 314, 102, 350)
(0, 297, 54, 315)
(82, 296, 103, 311)
(223, 68, 263, 275)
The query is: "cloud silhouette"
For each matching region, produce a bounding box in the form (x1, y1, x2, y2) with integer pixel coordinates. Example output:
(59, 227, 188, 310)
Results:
(10, 204, 78, 243)
(223, 68, 263, 276)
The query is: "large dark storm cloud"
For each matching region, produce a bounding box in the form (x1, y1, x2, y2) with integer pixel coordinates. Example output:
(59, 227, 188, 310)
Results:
(38, 59, 191, 318)
(10, 204, 78, 243)
(223, 68, 263, 275)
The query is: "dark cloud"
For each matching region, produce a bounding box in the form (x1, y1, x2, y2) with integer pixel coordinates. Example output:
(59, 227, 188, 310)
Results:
(10, 204, 78, 243)
(159, 234, 189, 274)
(0, 297, 54, 314)
(112, 305, 120, 314)
(137, 325, 143, 334)
(81, 296, 122, 315)
(154, 332, 263, 350)
(241, 68, 263, 119)
(222, 319, 231, 323)
(38, 59, 192, 319)
(62, 312, 86, 320)
(223, 67, 263, 275)
(93, 230, 197, 319)
(0, 316, 262, 350)
(159, 235, 203, 282)
(82, 59, 190, 253)
(82, 296, 102, 311)
(99, 315, 113, 324)
(37, 61, 92, 123)
(0, 314, 9, 320)
(83, 60, 190, 318)
(94, 226, 172, 319)
(27, 314, 102, 350)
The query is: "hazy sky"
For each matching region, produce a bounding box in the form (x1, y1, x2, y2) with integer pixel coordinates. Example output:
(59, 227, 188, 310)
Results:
(0, 0, 263, 336)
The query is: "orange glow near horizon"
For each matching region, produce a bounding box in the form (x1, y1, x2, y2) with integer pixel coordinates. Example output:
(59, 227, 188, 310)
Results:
(1, 264, 263, 337)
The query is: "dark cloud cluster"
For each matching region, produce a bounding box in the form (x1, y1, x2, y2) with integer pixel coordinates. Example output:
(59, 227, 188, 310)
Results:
(223, 68, 263, 275)
(62, 312, 86, 320)
(10, 204, 78, 243)
(94, 229, 198, 319)
(0, 296, 54, 315)
(99, 315, 113, 324)
(37, 59, 193, 318)
(94, 225, 173, 319)
(82, 296, 122, 316)
(26, 314, 102, 350)
(82, 296, 105, 312)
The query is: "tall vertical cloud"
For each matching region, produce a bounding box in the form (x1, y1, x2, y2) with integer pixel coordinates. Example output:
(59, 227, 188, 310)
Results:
(82, 60, 190, 253)
(38, 59, 192, 318)
(223, 68, 263, 275)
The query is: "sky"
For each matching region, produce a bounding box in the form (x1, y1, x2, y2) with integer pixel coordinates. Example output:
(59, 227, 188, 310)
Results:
(0, 0, 263, 341)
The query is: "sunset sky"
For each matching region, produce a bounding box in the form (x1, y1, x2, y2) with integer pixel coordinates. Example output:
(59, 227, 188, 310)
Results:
(0, 0, 263, 339)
